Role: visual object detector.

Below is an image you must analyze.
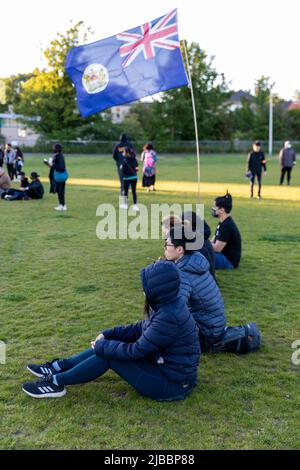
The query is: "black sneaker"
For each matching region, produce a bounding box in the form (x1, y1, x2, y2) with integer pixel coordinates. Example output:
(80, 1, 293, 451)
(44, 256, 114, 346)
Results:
(22, 375, 66, 399)
(27, 359, 59, 378)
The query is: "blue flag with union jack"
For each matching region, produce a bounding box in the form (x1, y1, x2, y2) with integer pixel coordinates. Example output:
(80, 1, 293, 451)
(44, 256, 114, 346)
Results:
(66, 9, 188, 117)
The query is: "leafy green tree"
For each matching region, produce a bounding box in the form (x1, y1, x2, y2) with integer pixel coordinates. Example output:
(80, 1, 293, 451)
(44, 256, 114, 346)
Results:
(1, 73, 34, 110)
(15, 22, 115, 140)
(286, 109, 300, 139)
(143, 42, 231, 142)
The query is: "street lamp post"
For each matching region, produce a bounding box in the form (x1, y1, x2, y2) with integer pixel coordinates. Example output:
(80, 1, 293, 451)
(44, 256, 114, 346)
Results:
(268, 82, 275, 157)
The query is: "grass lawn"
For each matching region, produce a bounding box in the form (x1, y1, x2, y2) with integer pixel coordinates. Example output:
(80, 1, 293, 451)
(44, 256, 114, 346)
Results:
(0, 153, 300, 450)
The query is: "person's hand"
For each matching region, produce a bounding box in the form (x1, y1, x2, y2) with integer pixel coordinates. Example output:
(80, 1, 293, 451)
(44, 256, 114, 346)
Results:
(264, 171, 267, 176)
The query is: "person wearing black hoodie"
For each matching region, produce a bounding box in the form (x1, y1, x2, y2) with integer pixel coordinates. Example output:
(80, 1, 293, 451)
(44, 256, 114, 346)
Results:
(113, 133, 135, 195)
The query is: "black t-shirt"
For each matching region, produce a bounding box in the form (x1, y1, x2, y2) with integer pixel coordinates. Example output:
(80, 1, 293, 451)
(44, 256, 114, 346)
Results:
(214, 216, 241, 267)
(247, 150, 266, 174)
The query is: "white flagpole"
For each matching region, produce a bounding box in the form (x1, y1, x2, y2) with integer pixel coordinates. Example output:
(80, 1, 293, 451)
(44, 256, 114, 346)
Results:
(183, 40, 201, 204)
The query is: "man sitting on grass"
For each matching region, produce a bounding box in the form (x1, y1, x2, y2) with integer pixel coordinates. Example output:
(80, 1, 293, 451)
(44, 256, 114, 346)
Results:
(210, 192, 241, 270)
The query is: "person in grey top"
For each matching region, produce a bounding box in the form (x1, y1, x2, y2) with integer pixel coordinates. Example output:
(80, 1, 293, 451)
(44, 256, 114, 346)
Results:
(4, 143, 16, 181)
(279, 141, 296, 185)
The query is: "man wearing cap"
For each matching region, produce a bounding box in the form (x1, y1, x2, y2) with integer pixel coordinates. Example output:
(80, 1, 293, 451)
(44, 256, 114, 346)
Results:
(247, 141, 267, 199)
(279, 141, 296, 185)
(210, 192, 242, 269)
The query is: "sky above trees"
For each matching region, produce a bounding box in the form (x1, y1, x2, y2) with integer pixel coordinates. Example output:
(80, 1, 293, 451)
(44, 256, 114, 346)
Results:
(1, 0, 300, 100)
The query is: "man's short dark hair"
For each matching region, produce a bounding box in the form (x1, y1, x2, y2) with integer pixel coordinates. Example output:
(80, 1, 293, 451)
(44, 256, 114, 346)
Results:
(215, 192, 232, 214)
(168, 225, 197, 254)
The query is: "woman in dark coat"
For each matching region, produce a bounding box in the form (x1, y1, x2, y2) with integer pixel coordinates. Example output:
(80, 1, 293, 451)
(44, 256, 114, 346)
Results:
(22, 261, 200, 400)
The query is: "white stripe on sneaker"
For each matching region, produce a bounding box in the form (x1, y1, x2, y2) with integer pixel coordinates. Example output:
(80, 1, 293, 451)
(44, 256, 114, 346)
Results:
(38, 387, 45, 393)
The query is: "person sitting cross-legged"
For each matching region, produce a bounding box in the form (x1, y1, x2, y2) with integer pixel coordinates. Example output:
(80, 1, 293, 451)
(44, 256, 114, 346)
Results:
(22, 261, 200, 400)
(210, 192, 242, 270)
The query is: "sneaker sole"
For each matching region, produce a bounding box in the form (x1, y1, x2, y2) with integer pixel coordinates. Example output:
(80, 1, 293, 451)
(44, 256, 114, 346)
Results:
(22, 386, 66, 399)
(26, 366, 51, 378)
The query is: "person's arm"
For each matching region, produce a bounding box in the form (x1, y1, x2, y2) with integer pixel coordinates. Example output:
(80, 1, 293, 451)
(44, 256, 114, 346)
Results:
(179, 272, 193, 303)
(94, 313, 177, 361)
(43, 159, 52, 167)
(279, 149, 283, 167)
(261, 153, 267, 172)
(247, 152, 252, 171)
(101, 320, 145, 342)
(293, 150, 296, 164)
(113, 145, 119, 162)
(211, 222, 231, 253)
(211, 239, 227, 253)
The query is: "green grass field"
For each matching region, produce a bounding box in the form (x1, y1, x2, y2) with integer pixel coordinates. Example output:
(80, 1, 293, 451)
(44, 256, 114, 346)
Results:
(1, 154, 300, 450)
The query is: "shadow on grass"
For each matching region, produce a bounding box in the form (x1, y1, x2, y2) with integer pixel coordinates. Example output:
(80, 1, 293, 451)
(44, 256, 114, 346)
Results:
(74, 284, 99, 294)
(259, 234, 300, 242)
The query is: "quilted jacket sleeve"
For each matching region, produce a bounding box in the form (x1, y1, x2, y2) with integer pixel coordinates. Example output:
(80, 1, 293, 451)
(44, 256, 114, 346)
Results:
(102, 320, 146, 342)
(94, 311, 178, 361)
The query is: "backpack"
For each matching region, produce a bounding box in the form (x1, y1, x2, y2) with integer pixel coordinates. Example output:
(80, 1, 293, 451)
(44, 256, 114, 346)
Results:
(143, 152, 156, 177)
(211, 322, 261, 354)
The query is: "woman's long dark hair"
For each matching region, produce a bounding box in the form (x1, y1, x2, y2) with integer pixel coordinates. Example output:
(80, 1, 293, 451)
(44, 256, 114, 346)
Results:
(144, 296, 151, 319)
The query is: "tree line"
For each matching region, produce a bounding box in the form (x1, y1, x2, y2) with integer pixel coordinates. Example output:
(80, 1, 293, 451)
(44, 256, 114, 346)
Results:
(1, 22, 299, 145)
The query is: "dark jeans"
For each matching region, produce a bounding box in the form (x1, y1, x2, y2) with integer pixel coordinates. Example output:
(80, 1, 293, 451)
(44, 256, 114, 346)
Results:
(56, 182, 65, 205)
(55, 348, 194, 401)
(6, 163, 14, 180)
(123, 179, 137, 204)
(250, 172, 262, 197)
(215, 252, 234, 269)
(117, 165, 124, 194)
(280, 167, 292, 185)
(1, 188, 28, 200)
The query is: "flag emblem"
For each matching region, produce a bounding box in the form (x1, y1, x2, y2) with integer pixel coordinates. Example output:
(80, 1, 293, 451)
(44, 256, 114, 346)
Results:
(82, 64, 109, 94)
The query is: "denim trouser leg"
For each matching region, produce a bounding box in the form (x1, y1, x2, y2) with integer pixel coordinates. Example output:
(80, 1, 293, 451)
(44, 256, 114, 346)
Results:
(215, 252, 234, 270)
(55, 348, 193, 400)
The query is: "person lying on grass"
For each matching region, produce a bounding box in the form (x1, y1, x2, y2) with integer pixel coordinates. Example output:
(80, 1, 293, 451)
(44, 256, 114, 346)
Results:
(22, 260, 200, 400)
(163, 226, 261, 354)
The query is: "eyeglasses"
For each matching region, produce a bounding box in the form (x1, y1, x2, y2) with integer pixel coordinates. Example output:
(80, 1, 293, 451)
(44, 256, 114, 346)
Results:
(164, 242, 174, 248)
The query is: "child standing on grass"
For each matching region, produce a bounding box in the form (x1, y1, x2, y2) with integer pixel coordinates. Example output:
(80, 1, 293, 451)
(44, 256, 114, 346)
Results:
(22, 261, 200, 401)
(119, 146, 139, 211)
(141, 143, 158, 192)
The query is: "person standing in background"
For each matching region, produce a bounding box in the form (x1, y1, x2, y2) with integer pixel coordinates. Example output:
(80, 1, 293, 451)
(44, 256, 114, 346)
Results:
(4, 143, 16, 181)
(279, 141, 296, 185)
(247, 141, 267, 200)
(113, 133, 135, 195)
(44, 144, 68, 211)
(141, 143, 158, 192)
(0, 145, 4, 167)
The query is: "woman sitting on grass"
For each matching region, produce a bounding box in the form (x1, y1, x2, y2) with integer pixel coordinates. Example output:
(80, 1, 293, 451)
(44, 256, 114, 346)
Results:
(22, 261, 200, 400)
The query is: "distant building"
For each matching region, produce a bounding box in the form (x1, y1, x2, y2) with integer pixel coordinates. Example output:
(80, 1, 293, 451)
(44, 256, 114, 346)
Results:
(111, 105, 131, 124)
(227, 90, 255, 111)
(287, 101, 300, 111)
(0, 112, 40, 146)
